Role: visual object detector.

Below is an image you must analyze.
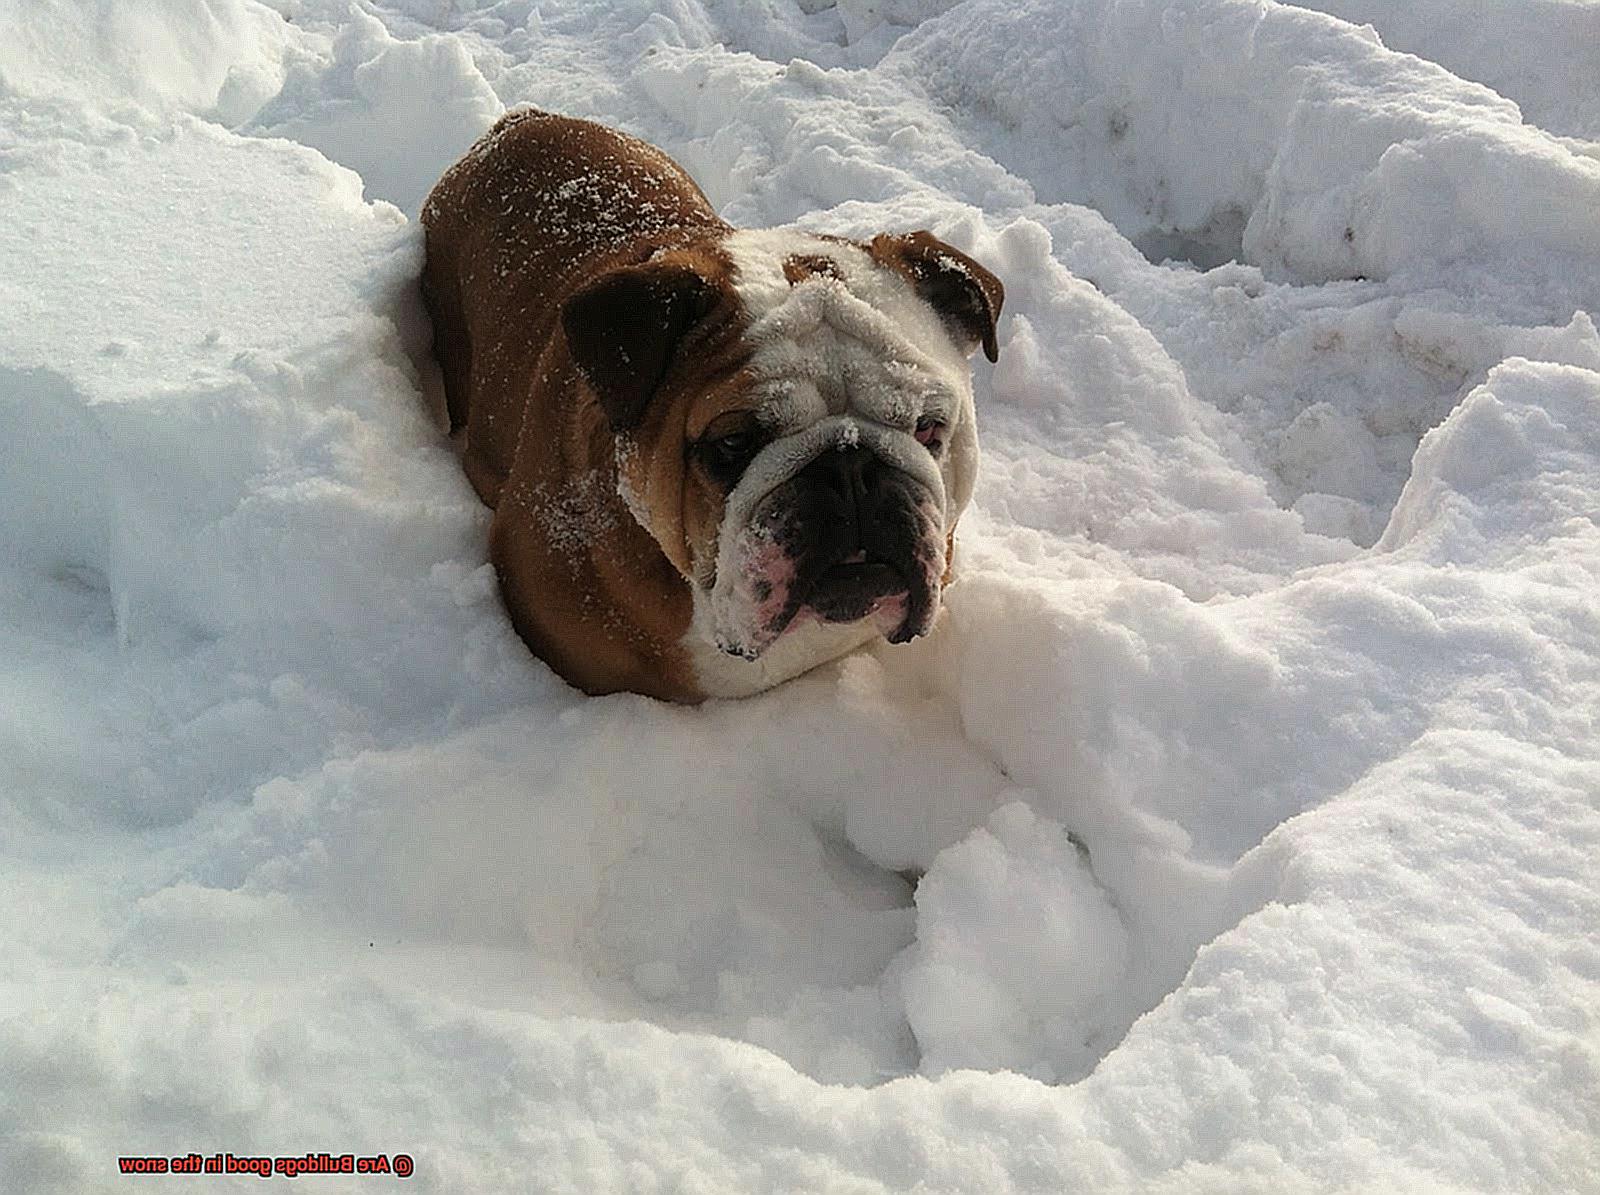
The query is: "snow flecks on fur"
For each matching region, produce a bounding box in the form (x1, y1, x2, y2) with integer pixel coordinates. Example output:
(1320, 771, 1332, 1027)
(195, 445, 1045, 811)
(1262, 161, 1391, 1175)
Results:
(3, 1, 1600, 1192)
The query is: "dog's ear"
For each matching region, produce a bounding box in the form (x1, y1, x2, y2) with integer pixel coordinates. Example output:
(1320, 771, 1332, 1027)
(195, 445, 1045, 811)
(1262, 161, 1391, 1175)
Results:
(870, 231, 1005, 362)
(562, 262, 718, 430)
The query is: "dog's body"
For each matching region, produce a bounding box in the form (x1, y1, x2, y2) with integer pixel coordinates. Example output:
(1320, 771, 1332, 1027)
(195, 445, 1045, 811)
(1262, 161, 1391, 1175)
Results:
(422, 110, 1002, 701)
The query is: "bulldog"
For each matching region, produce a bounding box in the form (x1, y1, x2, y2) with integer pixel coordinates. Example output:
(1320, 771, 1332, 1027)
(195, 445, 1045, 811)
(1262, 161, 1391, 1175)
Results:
(421, 110, 1002, 702)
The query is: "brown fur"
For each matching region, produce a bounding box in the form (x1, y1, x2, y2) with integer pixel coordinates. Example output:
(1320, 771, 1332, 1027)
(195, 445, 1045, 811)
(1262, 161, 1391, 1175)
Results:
(422, 109, 734, 700)
(867, 232, 1005, 362)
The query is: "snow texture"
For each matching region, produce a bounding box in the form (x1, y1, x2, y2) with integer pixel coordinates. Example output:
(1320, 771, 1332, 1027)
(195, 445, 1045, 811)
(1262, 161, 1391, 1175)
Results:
(2, 1, 1598, 1192)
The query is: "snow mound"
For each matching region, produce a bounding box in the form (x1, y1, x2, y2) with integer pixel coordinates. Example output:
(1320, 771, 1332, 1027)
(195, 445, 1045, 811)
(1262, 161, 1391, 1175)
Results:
(1289, 0, 1600, 142)
(0, 0, 296, 125)
(903, 802, 1131, 1081)
(3, 1, 1599, 1192)
(894, 0, 1600, 291)
(247, 8, 503, 213)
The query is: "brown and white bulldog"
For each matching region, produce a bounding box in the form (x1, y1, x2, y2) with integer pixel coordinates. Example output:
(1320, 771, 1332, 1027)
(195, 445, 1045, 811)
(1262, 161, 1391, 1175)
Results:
(421, 109, 1002, 702)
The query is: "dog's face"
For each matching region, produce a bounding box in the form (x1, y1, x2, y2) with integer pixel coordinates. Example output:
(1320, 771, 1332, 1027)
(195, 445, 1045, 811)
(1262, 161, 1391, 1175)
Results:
(563, 228, 1002, 666)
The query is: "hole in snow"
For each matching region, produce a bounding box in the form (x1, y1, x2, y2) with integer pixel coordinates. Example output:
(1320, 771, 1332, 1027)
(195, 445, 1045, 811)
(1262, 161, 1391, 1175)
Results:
(0, 367, 113, 598)
(1132, 207, 1247, 271)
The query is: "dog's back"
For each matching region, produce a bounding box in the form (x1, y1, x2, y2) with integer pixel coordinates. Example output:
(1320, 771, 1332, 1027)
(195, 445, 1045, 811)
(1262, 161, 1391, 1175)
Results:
(420, 110, 727, 505)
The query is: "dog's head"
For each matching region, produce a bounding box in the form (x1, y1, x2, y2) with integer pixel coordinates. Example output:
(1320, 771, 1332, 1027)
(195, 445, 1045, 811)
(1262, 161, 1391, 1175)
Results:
(563, 228, 1002, 664)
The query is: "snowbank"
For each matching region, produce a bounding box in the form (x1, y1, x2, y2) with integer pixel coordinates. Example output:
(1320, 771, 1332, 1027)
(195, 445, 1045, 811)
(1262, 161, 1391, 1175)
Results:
(892, 0, 1600, 289)
(1290, 0, 1600, 143)
(2, 1, 1597, 1192)
(0, 0, 296, 125)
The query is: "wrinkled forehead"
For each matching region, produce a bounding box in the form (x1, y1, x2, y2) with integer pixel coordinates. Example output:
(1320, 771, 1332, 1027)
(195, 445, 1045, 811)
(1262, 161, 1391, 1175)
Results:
(721, 229, 972, 436)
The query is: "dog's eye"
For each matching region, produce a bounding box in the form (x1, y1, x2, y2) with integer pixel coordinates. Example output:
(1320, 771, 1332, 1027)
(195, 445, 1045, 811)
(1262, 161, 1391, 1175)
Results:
(711, 432, 754, 461)
(914, 415, 946, 453)
(696, 429, 762, 487)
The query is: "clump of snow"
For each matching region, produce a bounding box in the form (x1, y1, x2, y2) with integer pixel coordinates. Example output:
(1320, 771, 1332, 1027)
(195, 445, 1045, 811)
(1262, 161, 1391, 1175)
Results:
(1382, 356, 1600, 556)
(902, 802, 1131, 1082)
(247, 8, 503, 213)
(3, 1, 1599, 1192)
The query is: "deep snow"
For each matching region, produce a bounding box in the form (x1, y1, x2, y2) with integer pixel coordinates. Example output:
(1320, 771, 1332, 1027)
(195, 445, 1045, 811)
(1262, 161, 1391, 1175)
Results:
(1, 1, 1598, 1191)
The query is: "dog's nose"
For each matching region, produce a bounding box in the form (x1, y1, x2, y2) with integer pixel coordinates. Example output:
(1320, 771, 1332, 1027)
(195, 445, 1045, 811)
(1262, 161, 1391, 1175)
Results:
(804, 444, 882, 511)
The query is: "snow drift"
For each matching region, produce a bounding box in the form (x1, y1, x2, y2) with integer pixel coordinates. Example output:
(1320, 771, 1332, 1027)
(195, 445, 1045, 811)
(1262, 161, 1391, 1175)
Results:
(2, 0, 1597, 1191)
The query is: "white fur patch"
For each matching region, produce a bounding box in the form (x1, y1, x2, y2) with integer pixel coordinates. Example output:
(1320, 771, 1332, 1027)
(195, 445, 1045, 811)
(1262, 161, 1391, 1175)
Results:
(721, 229, 977, 489)
(686, 587, 883, 699)
(683, 228, 981, 688)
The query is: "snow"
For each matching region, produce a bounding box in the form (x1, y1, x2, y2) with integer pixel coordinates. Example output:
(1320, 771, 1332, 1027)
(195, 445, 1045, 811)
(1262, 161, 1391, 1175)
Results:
(2, 0, 1598, 1191)
(1289, 0, 1600, 143)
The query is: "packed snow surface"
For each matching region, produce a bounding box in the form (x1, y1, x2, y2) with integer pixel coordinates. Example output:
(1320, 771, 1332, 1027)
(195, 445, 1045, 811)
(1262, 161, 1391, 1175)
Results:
(3, 1, 1598, 1191)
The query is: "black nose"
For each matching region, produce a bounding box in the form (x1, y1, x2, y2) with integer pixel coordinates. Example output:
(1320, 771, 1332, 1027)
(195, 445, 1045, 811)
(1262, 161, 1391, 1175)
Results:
(801, 444, 882, 513)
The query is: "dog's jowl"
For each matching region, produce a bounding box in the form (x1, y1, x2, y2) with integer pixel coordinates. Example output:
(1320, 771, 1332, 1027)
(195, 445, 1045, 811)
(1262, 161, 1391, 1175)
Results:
(421, 109, 1003, 701)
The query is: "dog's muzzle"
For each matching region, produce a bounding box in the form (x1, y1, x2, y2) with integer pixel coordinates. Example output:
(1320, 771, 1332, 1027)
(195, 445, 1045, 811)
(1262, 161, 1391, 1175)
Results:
(763, 443, 928, 629)
(711, 428, 948, 659)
